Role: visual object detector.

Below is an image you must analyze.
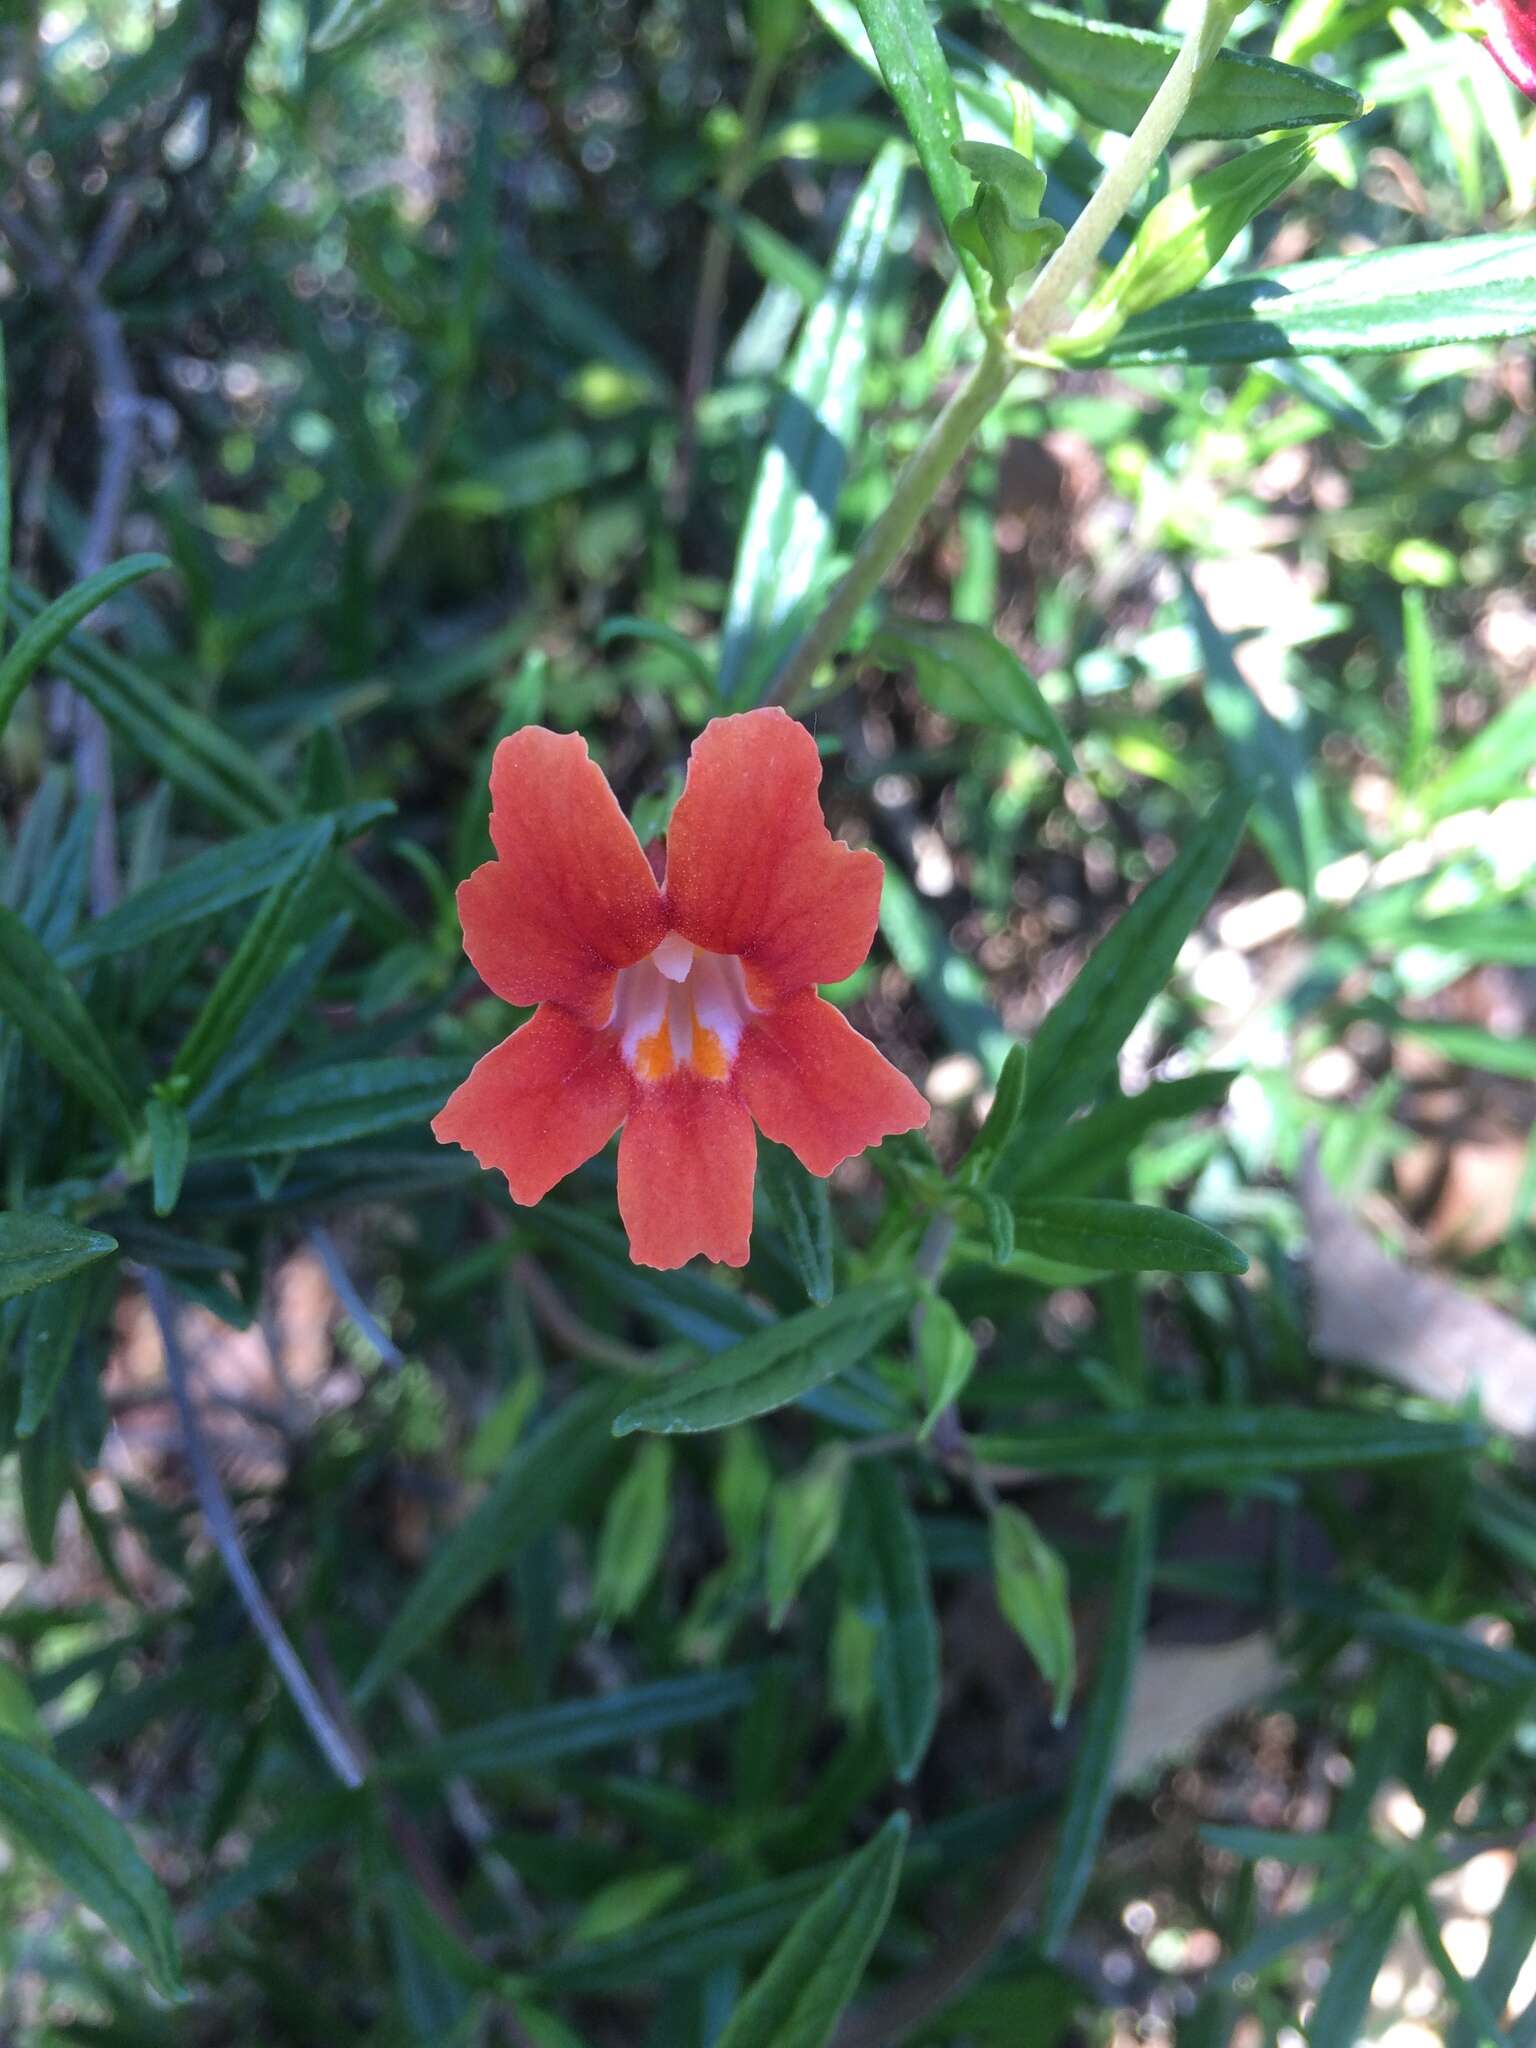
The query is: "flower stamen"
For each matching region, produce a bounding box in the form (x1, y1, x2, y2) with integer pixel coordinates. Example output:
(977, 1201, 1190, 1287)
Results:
(610, 940, 756, 1083)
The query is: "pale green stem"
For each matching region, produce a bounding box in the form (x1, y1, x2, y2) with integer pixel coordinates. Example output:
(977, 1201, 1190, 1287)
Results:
(761, 344, 1013, 707)
(1010, 0, 1235, 348)
(763, 0, 1233, 712)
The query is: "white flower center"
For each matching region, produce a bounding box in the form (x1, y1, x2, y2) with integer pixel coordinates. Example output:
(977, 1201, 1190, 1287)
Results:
(609, 939, 757, 1083)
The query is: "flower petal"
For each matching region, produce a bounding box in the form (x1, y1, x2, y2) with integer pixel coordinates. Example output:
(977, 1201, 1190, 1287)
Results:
(664, 708, 883, 995)
(433, 1004, 631, 1205)
(617, 1076, 756, 1269)
(459, 728, 667, 1024)
(737, 991, 929, 1177)
(1483, 0, 1536, 97)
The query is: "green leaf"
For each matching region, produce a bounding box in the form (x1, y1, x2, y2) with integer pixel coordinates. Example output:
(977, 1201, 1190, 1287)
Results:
(758, 1138, 835, 1305)
(147, 1096, 191, 1218)
(0, 329, 9, 652)
(170, 816, 334, 1092)
(852, 0, 990, 310)
(0, 902, 137, 1141)
(6, 579, 287, 829)
(959, 1041, 1029, 1185)
(0, 556, 169, 742)
(847, 1463, 941, 1781)
(872, 619, 1074, 770)
(993, 1071, 1236, 1199)
(718, 143, 905, 701)
(1399, 588, 1438, 793)
(1306, 1873, 1408, 2046)
(915, 1292, 977, 1438)
(592, 1440, 673, 1627)
(18, 1406, 71, 1565)
(990, 1503, 1075, 1726)
(379, 1668, 767, 1781)
(1383, 1014, 1536, 1082)
(0, 1664, 46, 1748)
(972, 1405, 1485, 1481)
(767, 1451, 850, 1627)
(0, 1215, 117, 1305)
(1023, 789, 1249, 1134)
(993, 0, 1363, 139)
(18, 1270, 91, 1440)
(194, 1055, 471, 1157)
(59, 807, 389, 970)
(951, 140, 1064, 306)
(543, 1863, 836, 1992)
(613, 1280, 914, 1437)
(1416, 681, 1536, 820)
(0, 1734, 184, 1999)
(1182, 578, 1317, 897)
(1039, 1482, 1154, 1954)
(354, 1382, 623, 1703)
(1061, 133, 1323, 357)
(1010, 1198, 1247, 1276)
(715, 1812, 908, 2048)
(1090, 233, 1536, 366)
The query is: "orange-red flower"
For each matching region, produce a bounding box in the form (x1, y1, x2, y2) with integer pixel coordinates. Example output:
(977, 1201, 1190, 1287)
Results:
(433, 708, 930, 1269)
(1476, 0, 1536, 96)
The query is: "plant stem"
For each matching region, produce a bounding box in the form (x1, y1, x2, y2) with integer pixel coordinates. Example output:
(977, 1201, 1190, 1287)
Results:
(762, 342, 1013, 707)
(764, 0, 1233, 711)
(670, 44, 782, 519)
(142, 1267, 367, 1791)
(1009, 0, 1232, 348)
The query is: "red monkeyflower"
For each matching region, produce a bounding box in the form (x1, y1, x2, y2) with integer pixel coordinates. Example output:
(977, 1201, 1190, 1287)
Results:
(433, 708, 930, 1269)
(1476, 0, 1536, 95)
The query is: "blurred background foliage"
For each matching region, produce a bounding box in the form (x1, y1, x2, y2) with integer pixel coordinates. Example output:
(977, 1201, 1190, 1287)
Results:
(1, 0, 1536, 2042)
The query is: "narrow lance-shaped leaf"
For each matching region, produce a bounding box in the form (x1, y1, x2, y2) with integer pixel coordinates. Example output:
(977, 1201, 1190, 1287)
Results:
(0, 328, 9, 653)
(0, 902, 138, 1142)
(0, 556, 169, 743)
(1090, 233, 1536, 366)
(767, 1452, 849, 1627)
(170, 817, 334, 1092)
(991, 1503, 1075, 1725)
(1010, 1198, 1248, 1276)
(147, 1096, 191, 1218)
(714, 1812, 909, 2048)
(1039, 1482, 1154, 1954)
(613, 1280, 914, 1437)
(959, 1041, 1028, 1185)
(1022, 788, 1249, 1136)
(852, 0, 991, 311)
(1060, 131, 1323, 359)
(6, 580, 287, 829)
(592, 1439, 672, 1627)
(0, 1216, 117, 1306)
(1182, 576, 1316, 897)
(873, 619, 1074, 771)
(59, 805, 391, 970)
(994, 1069, 1235, 1199)
(0, 1734, 184, 1999)
(378, 1667, 768, 1783)
(916, 1291, 978, 1438)
(971, 1405, 1485, 1481)
(194, 1054, 473, 1158)
(757, 1137, 835, 1305)
(847, 1462, 941, 1781)
(354, 1382, 624, 1703)
(18, 1270, 92, 1440)
(719, 143, 905, 702)
(993, 0, 1363, 138)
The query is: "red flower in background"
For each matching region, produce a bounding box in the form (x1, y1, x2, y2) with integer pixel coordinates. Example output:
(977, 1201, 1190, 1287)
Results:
(433, 708, 929, 1269)
(1477, 0, 1536, 96)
